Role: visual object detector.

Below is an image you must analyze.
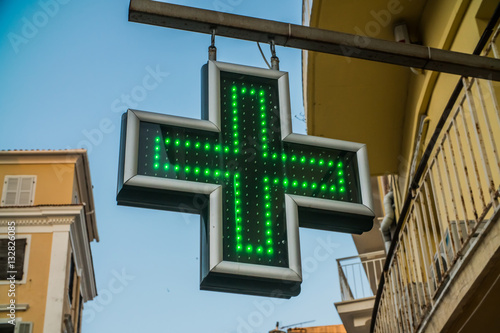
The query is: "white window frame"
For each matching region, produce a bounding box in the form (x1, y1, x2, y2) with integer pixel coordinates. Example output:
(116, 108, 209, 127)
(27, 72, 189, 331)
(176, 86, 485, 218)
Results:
(1, 176, 37, 207)
(0, 235, 31, 285)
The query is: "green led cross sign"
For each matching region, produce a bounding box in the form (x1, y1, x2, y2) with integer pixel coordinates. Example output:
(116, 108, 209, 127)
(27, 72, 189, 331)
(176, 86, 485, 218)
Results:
(117, 61, 374, 298)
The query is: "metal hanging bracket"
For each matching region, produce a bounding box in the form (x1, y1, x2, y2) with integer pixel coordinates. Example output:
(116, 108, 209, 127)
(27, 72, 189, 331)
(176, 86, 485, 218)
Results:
(270, 39, 279, 70)
(208, 28, 217, 61)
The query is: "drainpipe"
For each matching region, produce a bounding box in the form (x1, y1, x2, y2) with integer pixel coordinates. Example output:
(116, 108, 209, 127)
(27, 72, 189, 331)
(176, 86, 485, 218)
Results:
(380, 191, 395, 253)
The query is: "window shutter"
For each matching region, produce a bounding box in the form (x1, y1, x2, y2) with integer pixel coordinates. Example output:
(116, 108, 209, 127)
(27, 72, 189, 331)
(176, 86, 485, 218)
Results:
(1, 176, 36, 206)
(0, 238, 27, 281)
(15, 322, 33, 333)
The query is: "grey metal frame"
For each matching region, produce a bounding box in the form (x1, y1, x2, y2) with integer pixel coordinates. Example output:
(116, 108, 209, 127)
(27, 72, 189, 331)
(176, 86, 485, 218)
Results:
(119, 60, 374, 286)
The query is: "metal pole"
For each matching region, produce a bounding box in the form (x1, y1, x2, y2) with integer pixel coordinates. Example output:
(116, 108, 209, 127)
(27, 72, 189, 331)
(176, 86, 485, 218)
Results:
(129, 0, 500, 81)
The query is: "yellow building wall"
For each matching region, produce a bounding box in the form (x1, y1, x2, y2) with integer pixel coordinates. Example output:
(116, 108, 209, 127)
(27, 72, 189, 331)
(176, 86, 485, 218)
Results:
(0, 164, 75, 205)
(0, 233, 52, 332)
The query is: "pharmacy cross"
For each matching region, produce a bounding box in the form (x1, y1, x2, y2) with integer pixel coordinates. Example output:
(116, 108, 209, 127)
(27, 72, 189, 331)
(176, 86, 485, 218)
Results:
(117, 61, 374, 298)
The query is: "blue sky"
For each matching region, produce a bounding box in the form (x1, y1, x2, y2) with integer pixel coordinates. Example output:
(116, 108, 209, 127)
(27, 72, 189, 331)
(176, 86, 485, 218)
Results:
(0, 1, 359, 332)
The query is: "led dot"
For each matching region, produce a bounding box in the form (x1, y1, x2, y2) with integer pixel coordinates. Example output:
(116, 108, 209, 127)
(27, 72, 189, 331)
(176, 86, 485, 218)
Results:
(232, 94, 237, 99)
(153, 163, 159, 169)
(242, 87, 247, 94)
(215, 145, 221, 151)
(262, 128, 267, 133)
(265, 203, 270, 208)
(259, 90, 264, 96)
(185, 141, 191, 147)
(236, 236, 241, 241)
(185, 166, 191, 173)
(266, 230, 272, 235)
(155, 137, 160, 142)
(330, 185, 336, 192)
(266, 212, 271, 217)
(267, 239, 272, 245)
(233, 116, 238, 122)
(302, 181, 308, 188)
(266, 220, 271, 226)
(263, 144, 268, 150)
(246, 245, 253, 253)
(264, 186, 269, 191)
(165, 138, 170, 144)
(301, 157, 306, 164)
(250, 89, 256, 95)
(257, 246, 263, 253)
(233, 125, 238, 130)
(232, 102, 237, 107)
(292, 181, 298, 187)
(194, 167, 200, 174)
(337, 162, 343, 168)
(291, 155, 297, 161)
(233, 109, 237, 114)
(328, 161, 334, 167)
(262, 136, 267, 141)
(174, 165, 180, 171)
(263, 152, 268, 158)
(319, 159, 324, 165)
(237, 245, 242, 251)
(282, 154, 286, 161)
(264, 177, 269, 182)
(261, 106, 265, 111)
(234, 148, 239, 154)
(339, 179, 345, 184)
(261, 121, 266, 126)
(261, 113, 265, 118)
(260, 98, 265, 103)
(225, 172, 230, 178)
(274, 178, 279, 184)
(232, 86, 237, 92)
(224, 147, 229, 153)
(310, 158, 315, 164)
(272, 153, 277, 159)
(265, 194, 270, 200)
(155, 146, 160, 151)
(340, 187, 346, 193)
(155, 154, 159, 160)
(267, 248, 274, 255)
(283, 178, 289, 187)
(311, 183, 317, 189)
(338, 170, 344, 176)
(234, 140, 239, 145)
(321, 184, 327, 190)
(195, 142, 200, 148)
(205, 143, 210, 150)
(164, 164, 169, 170)
(175, 139, 180, 146)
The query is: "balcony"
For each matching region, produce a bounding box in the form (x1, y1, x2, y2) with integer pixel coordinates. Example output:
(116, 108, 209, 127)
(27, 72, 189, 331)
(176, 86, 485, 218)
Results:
(335, 251, 385, 333)
(372, 21, 500, 333)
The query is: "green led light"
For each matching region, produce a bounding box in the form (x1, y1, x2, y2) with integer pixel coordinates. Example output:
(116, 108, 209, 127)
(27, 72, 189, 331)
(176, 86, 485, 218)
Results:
(250, 89, 256, 95)
(235, 190, 240, 195)
(262, 136, 267, 141)
(261, 121, 266, 126)
(234, 140, 239, 145)
(185, 166, 191, 173)
(233, 125, 238, 130)
(165, 138, 170, 144)
(164, 164, 169, 170)
(266, 220, 271, 226)
(265, 203, 270, 208)
(263, 144, 268, 150)
(237, 245, 242, 251)
(260, 98, 265, 103)
(225, 172, 230, 178)
(195, 142, 200, 149)
(302, 181, 308, 188)
(154, 154, 159, 160)
(328, 161, 334, 167)
(234, 132, 238, 138)
(283, 178, 289, 187)
(261, 113, 265, 118)
(233, 116, 238, 122)
(338, 170, 343, 176)
(257, 246, 263, 254)
(155, 146, 160, 151)
(154, 163, 159, 169)
(232, 94, 237, 99)
(155, 137, 160, 142)
(224, 147, 229, 153)
(330, 185, 336, 192)
(274, 178, 279, 184)
(300, 156, 306, 164)
(267, 239, 272, 245)
(264, 186, 269, 191)
(174, 165, 180, 171)
(272, 153, 277, 159)
(340, 187, 346, 193)
(311, 183, 317, 189)
(194, 167, 200, 175)
(185, 140, 191, 147)
(242, 87, 247, 94)
(337, 162, 343, 168)
(321, 184, 327, 190)
(263, 152, 268, 158)
(214, 170, 220, 177)
(291, 155, 297, 161)
(264, 177, 269, 183)
(310, 158, 315, 164)
(233, 109, 237, 114)
(175, 139, 180, 146)
(266, 230, 272, 235)
(232, 102, 237, 107)
(282, 154, 286, 161)
(262, 128, 267, 133)
(232, 86, 237, 92)
(259, 90, 264, 96)
(266, 212, 271, 217)
(339, 179, 345, 184)
(292, 180, 298, 187)
(234, 148, 239, 154)
(246, 245, 253, 253)
(265, 194, 270, 200)
(215, 145, 221, 151)
(267, 248, 274, 255)
(205, 143, 210, 150)
(261, 106, 265, 111)
(319, 159, 324, 165)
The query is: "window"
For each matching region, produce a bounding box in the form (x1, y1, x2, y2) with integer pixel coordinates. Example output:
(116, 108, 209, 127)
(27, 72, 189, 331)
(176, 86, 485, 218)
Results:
(0, 322, 32, 333)
(1, 176, 36, 206)
(68, 257, 75, 306)
(0, 239, 27, 281)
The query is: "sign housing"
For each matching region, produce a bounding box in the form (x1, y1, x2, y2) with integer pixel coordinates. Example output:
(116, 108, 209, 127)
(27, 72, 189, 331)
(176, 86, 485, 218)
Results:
(117, 61, 374, 298)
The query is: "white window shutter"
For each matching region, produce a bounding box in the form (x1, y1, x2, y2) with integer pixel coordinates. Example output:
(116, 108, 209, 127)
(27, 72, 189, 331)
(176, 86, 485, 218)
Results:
(15, 322, 33, 333)
(1, 176, 36, 206)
